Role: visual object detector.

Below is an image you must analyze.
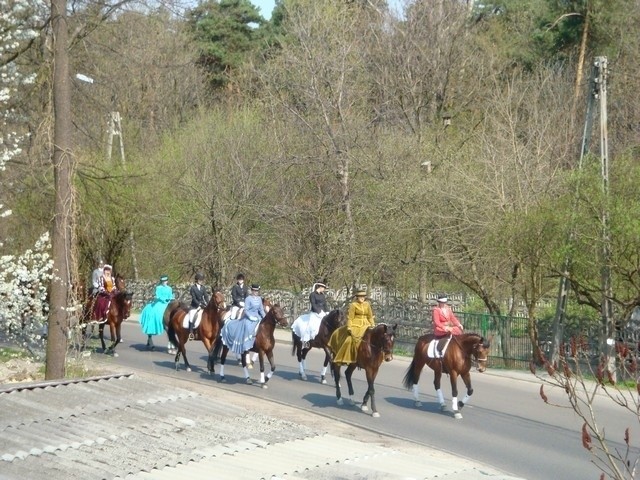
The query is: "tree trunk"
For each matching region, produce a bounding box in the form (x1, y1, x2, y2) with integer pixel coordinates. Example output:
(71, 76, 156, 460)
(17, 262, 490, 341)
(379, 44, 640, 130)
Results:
(46, 0, 73, 379)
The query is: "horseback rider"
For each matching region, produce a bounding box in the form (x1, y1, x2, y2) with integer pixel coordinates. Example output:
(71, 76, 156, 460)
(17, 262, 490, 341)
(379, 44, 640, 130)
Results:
(93, 264, 117, 321)
(221, 283, 265, 356)
(432, 295, 463, 336)
(328, 289, 375, 365)
(230, 273, 248, 320)
(139, 275, 173, 350)
(90, 258, 105, 296)
(298, 281, 328, 348)
(188, 272, 209, 340)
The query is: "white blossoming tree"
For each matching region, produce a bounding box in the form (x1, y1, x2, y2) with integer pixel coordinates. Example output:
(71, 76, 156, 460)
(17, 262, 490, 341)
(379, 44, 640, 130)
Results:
(0, 0, 53, 357)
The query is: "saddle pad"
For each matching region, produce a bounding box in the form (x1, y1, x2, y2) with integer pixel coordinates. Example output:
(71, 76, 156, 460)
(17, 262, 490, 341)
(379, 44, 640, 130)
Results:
(182, 309, 204, 330)
(427, 338, 449, 359)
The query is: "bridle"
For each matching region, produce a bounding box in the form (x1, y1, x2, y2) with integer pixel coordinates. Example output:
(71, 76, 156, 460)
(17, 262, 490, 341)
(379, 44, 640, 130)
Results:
(361, 325, 394, 356)
(453, 335, 489, 369)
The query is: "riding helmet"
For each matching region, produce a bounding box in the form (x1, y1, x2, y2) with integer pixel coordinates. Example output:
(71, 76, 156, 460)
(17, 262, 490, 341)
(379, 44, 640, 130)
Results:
(195, 272, 204, 281)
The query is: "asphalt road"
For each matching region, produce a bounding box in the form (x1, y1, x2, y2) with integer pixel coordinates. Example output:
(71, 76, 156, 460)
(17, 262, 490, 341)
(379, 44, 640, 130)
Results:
(86, 316, 640, 480)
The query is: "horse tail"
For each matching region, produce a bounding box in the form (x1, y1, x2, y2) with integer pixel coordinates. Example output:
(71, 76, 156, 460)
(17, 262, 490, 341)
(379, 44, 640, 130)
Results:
(291, 331, 297, 356)
(402, 357, 419, 390)
(167, 322, 178, 349)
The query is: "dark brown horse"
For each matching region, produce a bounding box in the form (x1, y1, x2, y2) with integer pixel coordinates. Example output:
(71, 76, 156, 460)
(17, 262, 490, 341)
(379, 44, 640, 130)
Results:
(81, 275, 132, 356)
(332, 323, 397, 418)
(291, 309, 345, 383)
(218, 304, 288, 388)
(166, 289, 226, 373)
(402, 332, 490, 419)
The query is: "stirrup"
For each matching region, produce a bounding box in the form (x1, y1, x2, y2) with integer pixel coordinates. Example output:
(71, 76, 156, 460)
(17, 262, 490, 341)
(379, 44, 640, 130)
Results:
(188, 332, 195, 341)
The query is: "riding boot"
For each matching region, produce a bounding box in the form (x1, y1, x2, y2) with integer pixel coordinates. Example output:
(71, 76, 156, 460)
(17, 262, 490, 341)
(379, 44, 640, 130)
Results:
(188, 323, 195, 341)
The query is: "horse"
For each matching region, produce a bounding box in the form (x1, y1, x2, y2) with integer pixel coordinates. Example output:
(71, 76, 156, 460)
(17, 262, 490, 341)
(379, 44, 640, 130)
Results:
(402, 332, 490, 419)
(291, 309, 345, 383)
(218, 303, 288, 388)
(163, 299, 189, 354)
(81, 275, 133, 356)
(166, 289, 226, 373)
(331, 323, 397, 418)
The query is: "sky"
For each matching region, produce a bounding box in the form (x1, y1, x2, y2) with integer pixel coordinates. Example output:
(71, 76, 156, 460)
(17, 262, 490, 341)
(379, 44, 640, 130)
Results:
(251, 0, 276, 20)
(250, 1, 404, 20)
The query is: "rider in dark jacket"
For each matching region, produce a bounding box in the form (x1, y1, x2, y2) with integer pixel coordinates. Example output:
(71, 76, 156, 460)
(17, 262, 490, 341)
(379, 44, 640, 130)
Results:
(188, 273, 209, 338)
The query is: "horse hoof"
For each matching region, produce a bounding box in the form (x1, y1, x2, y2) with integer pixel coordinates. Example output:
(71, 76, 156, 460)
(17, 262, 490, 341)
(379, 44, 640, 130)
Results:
(372, 412, 380, 418)
(454, 412, 463, 420)
(186, 367, 191, 372)
(261, 383, 268, 389)
(440, 404, 447, 411)
(219, 376, 226, 383)
(321, 378, 327, 385)
(415, 401, 423, 408)
(361, 405, 369, 412)
(337, 398, 344, 406)
(299, 373, 307, 381)
(113, 353, 119, 358)
(246, 377, 253, 385)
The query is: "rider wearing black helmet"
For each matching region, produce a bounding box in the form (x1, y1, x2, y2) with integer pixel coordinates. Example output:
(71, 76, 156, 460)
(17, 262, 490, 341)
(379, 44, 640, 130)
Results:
(188, 272, 209, 339)
(230, 273, 248, 320)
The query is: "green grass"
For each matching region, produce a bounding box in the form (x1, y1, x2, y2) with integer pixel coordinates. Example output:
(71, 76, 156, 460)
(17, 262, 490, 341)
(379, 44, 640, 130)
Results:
(0, 347, 28, 363)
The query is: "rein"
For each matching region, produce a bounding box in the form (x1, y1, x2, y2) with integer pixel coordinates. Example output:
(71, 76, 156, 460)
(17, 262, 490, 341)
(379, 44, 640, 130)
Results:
(360, 326, 392, 355)
(453, 335, 489, 367)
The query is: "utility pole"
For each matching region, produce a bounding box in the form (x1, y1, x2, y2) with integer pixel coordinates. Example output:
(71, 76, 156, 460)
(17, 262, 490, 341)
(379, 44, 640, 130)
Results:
(105, 102, 139, 281)
(596, 57, 615, 380)
(550, 57, 609, 366)
(106, 110, 125, 164)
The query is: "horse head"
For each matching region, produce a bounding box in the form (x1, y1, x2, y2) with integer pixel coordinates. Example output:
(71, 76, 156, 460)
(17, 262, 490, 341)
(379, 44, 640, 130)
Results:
(211, 289, 226, 312)
(268, 303, 288, 328)
(115, 274, 126, 292)
(471, 334, 491, 373)
(262, 297, 272, 313)
(326, 309, 345, 330)
(122, 292, 133, 319)
(368, 323, 396, 362)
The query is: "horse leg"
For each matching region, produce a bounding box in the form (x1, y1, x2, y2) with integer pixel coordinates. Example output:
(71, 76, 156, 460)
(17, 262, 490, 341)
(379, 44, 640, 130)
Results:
(110, 321, 121, 357)
(203, 338, 215, 376)
(99, 324, 106, 352)
(320, 348, 330, 385)
(433, 367, 446, 411)
(241, 350, 252, 384)
(297, 343, 307, 381)
(457, 371, 474, 411)
(179, 332, 192, 372)
(263, 349, 277, 387)
(362, 366, 381, 417)
(258, 350, 271, 388)
(344, 364, 357, 406)
(333, 364, 344, 406)
(106, 321, 117, 355)
(219, 346, 229, 382)
(410, 357, 428, 407)
(450, 371, 462, 419)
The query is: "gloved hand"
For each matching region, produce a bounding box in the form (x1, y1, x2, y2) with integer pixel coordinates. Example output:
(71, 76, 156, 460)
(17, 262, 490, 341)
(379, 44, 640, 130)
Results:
(239, 302, 245, 307)
(347, 329, 352, 336)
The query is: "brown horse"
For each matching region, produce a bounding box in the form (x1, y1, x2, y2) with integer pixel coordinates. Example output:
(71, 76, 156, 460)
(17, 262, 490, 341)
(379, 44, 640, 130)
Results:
(166, 289, 226, 373)
(163, 299, 188, 354)
(291, 309, 345, 383)
(332, 323, 397, 418)
(218, 304, 288, 388)
(402, 332, 490, 419)
(81, 275, 132, 356)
